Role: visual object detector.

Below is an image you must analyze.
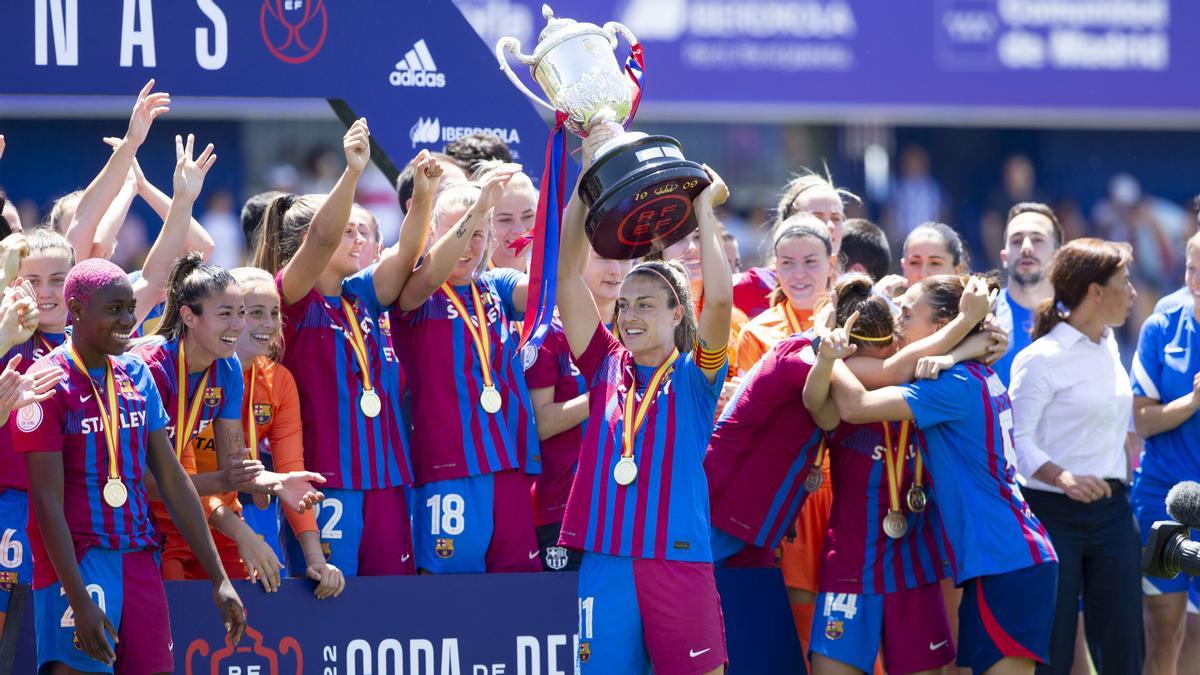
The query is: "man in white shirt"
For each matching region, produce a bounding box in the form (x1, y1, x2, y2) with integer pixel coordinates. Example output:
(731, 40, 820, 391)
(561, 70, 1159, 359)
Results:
(993, 203, 1061, 387)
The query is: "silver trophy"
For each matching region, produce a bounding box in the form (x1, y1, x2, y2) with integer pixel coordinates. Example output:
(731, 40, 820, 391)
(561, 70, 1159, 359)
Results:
(497, 4, 708, 259)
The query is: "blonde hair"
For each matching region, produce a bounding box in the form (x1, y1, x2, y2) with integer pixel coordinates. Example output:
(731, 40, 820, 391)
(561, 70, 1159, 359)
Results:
(775, 166, 860, 226)
(231, 266, 284, 361)
(432, 183, 492, 278)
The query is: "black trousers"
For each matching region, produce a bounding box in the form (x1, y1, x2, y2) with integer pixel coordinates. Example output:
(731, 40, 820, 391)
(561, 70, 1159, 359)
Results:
(1024, 483, 1144, 675)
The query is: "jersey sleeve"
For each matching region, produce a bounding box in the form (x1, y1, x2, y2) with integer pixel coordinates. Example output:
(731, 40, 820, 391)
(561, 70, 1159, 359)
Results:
(343, 265, 385, 316)
(269, 365, 318, 535)
(133, 359, 170, 433)
(12, 378, 66, 454)
(216, 357, 244, 421)
(575, 322, 623, 384)
(897, 368, 971, 430)
(485, 268, 526, 320)
(682, 349, 726, 413)
(1131, 312, 1166, 401)
(526, 332, 564, 390)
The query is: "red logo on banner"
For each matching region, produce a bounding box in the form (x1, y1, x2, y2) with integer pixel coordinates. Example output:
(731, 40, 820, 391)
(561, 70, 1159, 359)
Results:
(185, 624, 303, 675)
(260, 0, 328, 64)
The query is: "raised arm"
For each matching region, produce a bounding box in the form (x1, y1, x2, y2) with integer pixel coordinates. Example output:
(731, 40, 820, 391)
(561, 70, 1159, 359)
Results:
(66, 80, 169, 262)
(396, 166, 518, 311)
(374, 151, 442, 306)
(829, 361, 915, 425)
(279, 119, 370, 306)
(133, 135, 217, 329)
(849, 277, 995, 389)
(803, 310, 860, 430)
(695, 167, 733, 384)
(555, 180, 602, 359)
(88, 170, 138, 260)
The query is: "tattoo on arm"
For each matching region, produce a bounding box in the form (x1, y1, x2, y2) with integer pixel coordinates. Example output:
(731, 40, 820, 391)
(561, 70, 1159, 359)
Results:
(455, 214, 471, 238)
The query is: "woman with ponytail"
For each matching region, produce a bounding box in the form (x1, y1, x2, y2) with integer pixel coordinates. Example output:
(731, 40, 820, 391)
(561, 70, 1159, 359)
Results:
(1009, 239, 1142, 674)
(393, 167, 544, 575)
(132, 253, 322, 590)
(556, 144, 733, 673)
(180, 267, 345, 599)
(258, 121, 435, 578)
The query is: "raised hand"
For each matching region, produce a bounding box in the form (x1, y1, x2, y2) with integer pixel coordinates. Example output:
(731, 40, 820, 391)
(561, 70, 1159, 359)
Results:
(915, 354, 955, 380)
(411, 149, 445, 200)
(696, 164, 729, 209)
(818, 309, 860, 361)
(0, 283, 39, 348)
(173, 134, 218, 203)
(212, 578, 246, 645)
(0, 234, 29, 287)
(475, 164, 522, 214)
(874, 274, 908, 298)
(958, 276, 996, 325)
(0, 355, 63, 419)
(343, 118, 371, 174)
(124, 79, 170, 148)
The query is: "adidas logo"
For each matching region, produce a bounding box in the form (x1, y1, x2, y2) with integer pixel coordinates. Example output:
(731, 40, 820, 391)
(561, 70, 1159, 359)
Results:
(390, 39, 446, 88)
(410, 117, 441, 147)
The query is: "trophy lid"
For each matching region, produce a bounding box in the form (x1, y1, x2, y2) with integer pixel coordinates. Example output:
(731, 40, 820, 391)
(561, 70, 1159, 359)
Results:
(533, 5, 608, 58)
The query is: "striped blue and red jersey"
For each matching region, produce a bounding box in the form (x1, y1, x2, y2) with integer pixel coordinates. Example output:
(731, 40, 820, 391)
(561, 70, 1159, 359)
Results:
(396, 268, 540, 485)
(13, 346, 169, 588)
(898, 361, 1056, 583)
(559, 324, 726, 562)
(130, 336, 243, 447)
(524, 319, 587, 526)
(279, 265, 412, 490)
(705, 334, 823, 550)
(0, 331, 66, 492)
(821, 421, 948, 594)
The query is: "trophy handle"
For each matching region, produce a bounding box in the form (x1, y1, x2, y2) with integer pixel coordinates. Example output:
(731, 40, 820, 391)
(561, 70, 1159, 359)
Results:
(602, 21, 639, 53)
(496, 38, 556, 112)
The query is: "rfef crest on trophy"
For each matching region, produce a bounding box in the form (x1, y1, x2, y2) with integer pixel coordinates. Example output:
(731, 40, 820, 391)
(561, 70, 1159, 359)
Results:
(497, 5, 709, 259)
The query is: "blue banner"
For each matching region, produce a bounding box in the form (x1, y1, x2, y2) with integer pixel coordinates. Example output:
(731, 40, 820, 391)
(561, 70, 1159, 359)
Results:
(455, 0, 1200, 119)
(14, 569, 803, 673)
(0, 0, 550, 172)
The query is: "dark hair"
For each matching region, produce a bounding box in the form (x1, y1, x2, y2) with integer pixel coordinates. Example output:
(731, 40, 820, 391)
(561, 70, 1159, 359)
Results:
(156, 252, 238, 340)
(252, 194, 320, 275)
(769, 217, 833, 306)
(241, 190, 285, 252)
(444, 133, 513, 174)
(619, 260, 698, 354)
(396, 151, 460, 214)
(840, 218, 891, 281)
(1031, 238, 1132, 340)
(905, 222, 967, 269)
(1006, 202, 1063, 246)
(830, 272, 894, 349)
(919, 274, 1002, 335)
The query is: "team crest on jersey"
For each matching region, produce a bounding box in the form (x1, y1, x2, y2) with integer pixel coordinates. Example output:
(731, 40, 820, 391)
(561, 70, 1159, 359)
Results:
(824, 619, 844, 640)
(578, 642, 591, 663)
(545, 546, 568, 570)
(203, 386, 223, 408)
(0, 570, 17, 590)
(378, 313, 392, 337)
(118, 378, 138, 397)
(253, 402, 273, 426)
(435, 538, 455, 558)
(16, 401, 42, 432)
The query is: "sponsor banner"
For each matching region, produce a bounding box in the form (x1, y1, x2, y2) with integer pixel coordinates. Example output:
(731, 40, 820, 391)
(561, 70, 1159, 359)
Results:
(14, 569, 803, 674)
(0, 0, 549, 171)
(454, 0, 1200, 116)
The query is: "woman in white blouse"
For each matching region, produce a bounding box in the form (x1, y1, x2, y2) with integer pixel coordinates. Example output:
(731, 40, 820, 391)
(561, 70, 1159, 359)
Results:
(1009, 238, 1142, 675)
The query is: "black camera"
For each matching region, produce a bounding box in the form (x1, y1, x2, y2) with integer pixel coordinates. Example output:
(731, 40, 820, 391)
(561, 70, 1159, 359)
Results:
(1142, 481, 1200, 579)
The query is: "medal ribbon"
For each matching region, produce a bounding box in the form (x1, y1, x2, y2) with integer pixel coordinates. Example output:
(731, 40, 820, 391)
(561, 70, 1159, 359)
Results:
(621, 350, 679, 462)
(911, 445, 924, 491)
(333, 297, 375, 399)
(624, 42, 646, 127)
(881, 421, 911, 512)
(37, 332, 57, 357)
(440, 283, 497, 392)
(175, 340, 214, 460)
(783, 302, 805, 335)
(811, 439, 827, 471)
(67, 344, 120, 482)
(245, 362, 259, 461)
(514, 111, 570, 354)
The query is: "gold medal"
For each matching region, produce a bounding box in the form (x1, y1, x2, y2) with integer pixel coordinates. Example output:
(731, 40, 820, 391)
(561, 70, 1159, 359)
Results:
(907, 485, 927, 513)
(882, 510, 908, 539)
(804, 440, 826, 492)
(103, 478, 128, 509)
(480, 386, 503, 414)
(613, 457, 638, 486)
(360, 389, 382, 418)
(804, 466, 823, 492)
